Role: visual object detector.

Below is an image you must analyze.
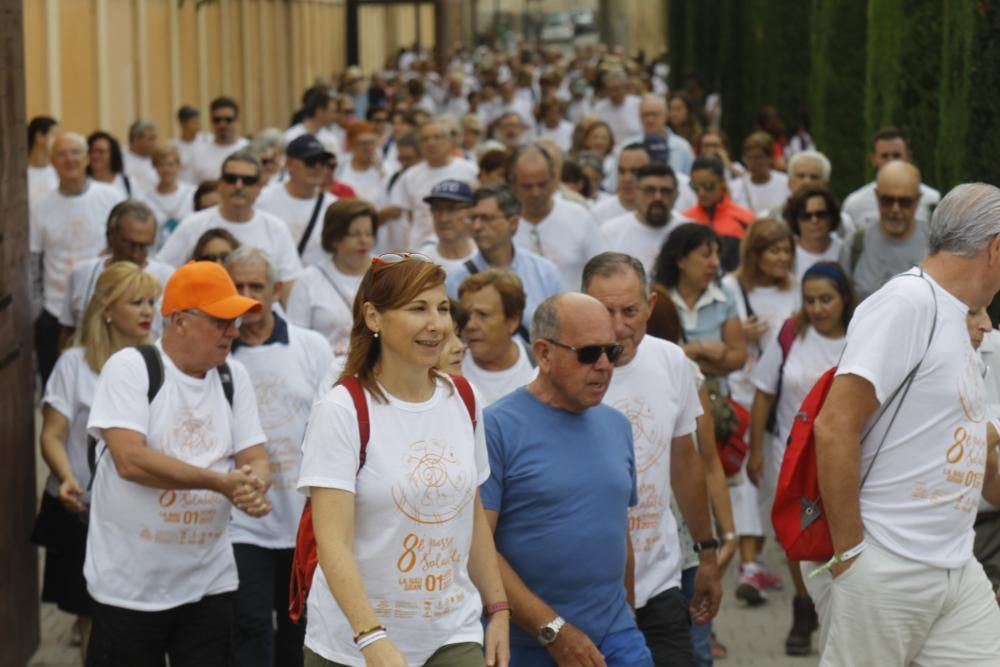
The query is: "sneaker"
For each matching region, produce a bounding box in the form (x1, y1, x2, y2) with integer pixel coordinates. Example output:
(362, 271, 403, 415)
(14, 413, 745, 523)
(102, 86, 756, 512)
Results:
(755, 561, 784, 591)
(785, 595, 819, 655)
(735, 562, 768, 606)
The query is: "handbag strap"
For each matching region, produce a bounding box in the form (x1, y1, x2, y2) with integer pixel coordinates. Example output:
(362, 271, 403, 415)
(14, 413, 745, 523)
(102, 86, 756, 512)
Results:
(297, 192, 326, 256)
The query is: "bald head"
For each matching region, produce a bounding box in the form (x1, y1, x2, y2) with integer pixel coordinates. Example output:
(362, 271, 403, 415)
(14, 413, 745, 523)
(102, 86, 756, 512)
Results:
(876, 160, 922, 238)
(50, 132, 89, 186)
(877, 160, 921, 193)
(640, 96, 668, 134)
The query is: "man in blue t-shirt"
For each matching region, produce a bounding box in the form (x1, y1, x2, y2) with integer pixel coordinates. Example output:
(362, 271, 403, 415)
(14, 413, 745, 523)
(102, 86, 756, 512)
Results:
(481, 292, 653, 667)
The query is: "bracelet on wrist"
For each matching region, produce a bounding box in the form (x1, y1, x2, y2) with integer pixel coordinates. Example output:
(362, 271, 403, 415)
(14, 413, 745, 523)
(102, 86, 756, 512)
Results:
(809, 540, 867, 578)
(484, 601, 511, 616)
(353, 624, 386, 644)
(356, 630, 388, 650)
(719, 531, 737, 543)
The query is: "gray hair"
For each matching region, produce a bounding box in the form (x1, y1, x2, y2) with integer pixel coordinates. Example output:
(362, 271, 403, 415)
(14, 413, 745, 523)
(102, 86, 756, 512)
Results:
(251, 128, 284, 153)
(788, 150, 832, 182)
(928, 183, 1000, 257)
(581, 251, 648, 297)
(51, 131, 88, 156)
(531, 295, 562, 342)
(128, 119, 157, 142)
(223, 246, 278, 286)
(473, 183, 522, 218)
(428, 115, 458, 137)
(640, 94, 667, 111)
(107, 199, 156, 235)
(604, 69, 627, 85)
(220, 148, 262, 179)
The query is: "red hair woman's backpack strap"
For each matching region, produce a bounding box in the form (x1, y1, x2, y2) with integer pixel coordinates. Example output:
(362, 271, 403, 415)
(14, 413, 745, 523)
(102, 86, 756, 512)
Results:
(449, 374, 477, 429)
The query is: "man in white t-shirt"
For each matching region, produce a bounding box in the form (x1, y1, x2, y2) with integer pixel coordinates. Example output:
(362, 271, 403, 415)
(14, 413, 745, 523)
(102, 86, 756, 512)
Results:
(389, 117, 478, 249)
(592, 70, 642, 150)
(189, 96, 251, 185)
(617, 95, 695, 176)
(159, 149, 303, 301)
(841, 127, 940, 231)
(583, 252, 722, 666)
(27, 115, 61, 207)
(419, 178, 477, 276)
(282, 89, 342, 158)
(592, 143, 651, 226)
(810, 183, 1000, 665)
(85, 260, 272, 666)
(494, 111, 529, 151)
(31, 132, 124, 384)
(603, 162, 684, 277)
(172, 105, 211, 186)
(123, 119, 160, 196)
(59, 200, 174, 339)
(458, 269, 535, 406)
(256, 134, 337, 267)
(509, 145, 606, 290)
(224, 247, 331, 667)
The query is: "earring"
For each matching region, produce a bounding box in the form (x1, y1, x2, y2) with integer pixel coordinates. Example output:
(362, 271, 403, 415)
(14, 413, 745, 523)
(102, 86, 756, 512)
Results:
(105, 317, 112, 324)
(374, 331, 380, 338)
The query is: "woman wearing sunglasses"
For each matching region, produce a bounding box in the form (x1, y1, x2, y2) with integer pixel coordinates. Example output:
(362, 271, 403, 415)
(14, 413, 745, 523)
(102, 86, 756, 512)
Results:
(783, 186, 844, 282)
(298, 254, 509, 667)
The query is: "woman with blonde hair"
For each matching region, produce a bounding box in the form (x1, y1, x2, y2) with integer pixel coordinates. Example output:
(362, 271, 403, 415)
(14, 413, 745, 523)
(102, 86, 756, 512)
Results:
(720, 217, 799, 606)
(31, 261, 160, 662)
(298, 254, 509, 667)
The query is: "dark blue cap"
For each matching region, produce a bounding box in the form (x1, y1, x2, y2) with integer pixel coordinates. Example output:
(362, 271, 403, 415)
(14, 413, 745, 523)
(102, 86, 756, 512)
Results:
(423, 179, 474, 204)
(286, 134, 334, 160)
(644, 134, 670, 164)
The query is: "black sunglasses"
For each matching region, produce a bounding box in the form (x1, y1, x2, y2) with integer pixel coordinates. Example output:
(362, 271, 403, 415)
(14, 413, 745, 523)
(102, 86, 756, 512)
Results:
(212, 116, 236, 125)
(303, 155, 331, 168)
(543, 339, 624, 364)
(196, 252, 230, 263)
(877, 194, 915, 209)
(220, 173, 259, 186)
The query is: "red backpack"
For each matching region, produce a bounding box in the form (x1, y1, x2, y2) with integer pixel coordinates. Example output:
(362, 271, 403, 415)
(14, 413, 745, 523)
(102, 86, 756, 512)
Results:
(288, 374, 477, 623)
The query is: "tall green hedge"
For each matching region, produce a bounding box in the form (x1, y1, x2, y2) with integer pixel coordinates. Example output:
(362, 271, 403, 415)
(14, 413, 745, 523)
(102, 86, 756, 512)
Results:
(667, 0, 998, 198)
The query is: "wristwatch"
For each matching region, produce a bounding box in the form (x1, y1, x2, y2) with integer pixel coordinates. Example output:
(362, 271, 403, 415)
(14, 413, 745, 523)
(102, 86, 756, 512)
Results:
(537, 616, 566, 646)
(693, 538, 720, 553)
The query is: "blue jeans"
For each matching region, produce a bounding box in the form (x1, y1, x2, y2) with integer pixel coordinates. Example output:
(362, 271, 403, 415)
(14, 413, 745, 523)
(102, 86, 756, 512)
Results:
(681, 566, 713, 667)
(510, 626, 653, 666)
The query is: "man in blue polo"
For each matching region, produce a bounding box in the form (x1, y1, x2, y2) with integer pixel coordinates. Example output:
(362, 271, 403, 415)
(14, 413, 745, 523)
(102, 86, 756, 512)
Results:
(482, 292, 653, 667)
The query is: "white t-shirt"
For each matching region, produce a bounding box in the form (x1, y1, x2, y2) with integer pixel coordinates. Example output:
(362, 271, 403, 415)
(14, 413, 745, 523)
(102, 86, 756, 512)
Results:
(158, 207, 303, 282)
(721, 274, 801, 409)
(537, 120, 575, 154)
(28, 165, 59, 208)
(419, 241, 477, 280)
(230, 320, 332, 548)
(728, 171, 790, 217)
(172, 133, 212, 185)
(298, 378, 489, 666)
(256, 185, 337, 267)
(337, 162, 388, 209)
(188, 137, 251, 185)
(592, 196, 629, 227)
(842, 181, 941, 230)
(285, 256, 363, 356)
(513, 197, 606, 291)
(84, 342, 266, 610)
(42, 347, 99, 500)
(283, 124, 343, 158)
(59, 257, 174, 335)
(592, 95, 643, 149)
(140, 184, 197, 249)
(838, 269, 986, 568)
(460, 339, 535, 406)
(123, 148, 159, 197)
(30, 181, 125, 316)
(388, 159, 479, 249)
(602, 212, 673, 277)
(603, 335, 702, 606)
(795, 237, 843, 282)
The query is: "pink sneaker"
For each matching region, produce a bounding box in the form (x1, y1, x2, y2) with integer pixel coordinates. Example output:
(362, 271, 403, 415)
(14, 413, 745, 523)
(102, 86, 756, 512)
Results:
(735, 562, 768, 606)
(755, 560, 784, 590)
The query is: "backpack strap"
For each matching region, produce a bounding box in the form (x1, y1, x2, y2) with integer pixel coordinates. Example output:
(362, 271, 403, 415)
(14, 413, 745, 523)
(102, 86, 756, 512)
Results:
(463, 259, 480, 276)
(766, 318, 799, 433)
(217, 361, 235, 407)
(850, 228, 866, 272)
(737, 281, 754, 318)
(297, 192, 326, 256)
(339, 377, 371, 471)
(449, 374, 477, 429)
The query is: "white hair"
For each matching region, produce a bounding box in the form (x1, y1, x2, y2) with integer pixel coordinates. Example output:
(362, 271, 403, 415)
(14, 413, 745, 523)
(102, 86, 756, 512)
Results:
(51, 131, 87, 156)
(788, 150, 832, 181)
(929, 183, 1000, 257)
(223, 246, 279, 286)
(640, 94, 667, 111)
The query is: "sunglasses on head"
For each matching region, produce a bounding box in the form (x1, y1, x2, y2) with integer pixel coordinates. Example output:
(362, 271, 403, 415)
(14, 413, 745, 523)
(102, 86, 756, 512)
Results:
(543, 339, 624, 364)
(220, 173, 259, 186)
(362, 252, 433, 301)
(212, 116, 235, 125)
(877, 194, 915, 209)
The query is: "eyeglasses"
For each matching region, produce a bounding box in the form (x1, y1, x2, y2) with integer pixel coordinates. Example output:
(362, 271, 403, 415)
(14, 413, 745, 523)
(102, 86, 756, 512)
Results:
(542, 339, 624, 364)
(877, 194, 916, 209)
(183, 309, 243, 331)
(196, 252, 230, 263)
(303, 155, 329, 168)
(799, 210, 832, 222)
(640, 186, 676, 197)
(690, 181, 718, 193)
(260, 157, 276, 166)
(212, 116, 236, 125)
(220, 173, 260, 186)
(467, 213, 506, 224)
(362, 252, 433, 300)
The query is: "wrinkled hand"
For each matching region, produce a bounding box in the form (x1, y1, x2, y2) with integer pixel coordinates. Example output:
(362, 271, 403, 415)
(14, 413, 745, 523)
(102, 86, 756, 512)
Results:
(747, 448, 764, 487)
(547, 623, 606, 667)
(484, 611, 510, 667)
(742, 316, 770, 344)
(690, 560, 722, 624)
(362, 638, 408, 667)
(58, 477, 87, 513)
(220, 465, 271, 517)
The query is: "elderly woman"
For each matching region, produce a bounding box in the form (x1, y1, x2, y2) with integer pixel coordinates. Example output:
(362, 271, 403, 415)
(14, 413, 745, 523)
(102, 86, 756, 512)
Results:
(86, 131, 132, 197)
(784, 186, 844, 281)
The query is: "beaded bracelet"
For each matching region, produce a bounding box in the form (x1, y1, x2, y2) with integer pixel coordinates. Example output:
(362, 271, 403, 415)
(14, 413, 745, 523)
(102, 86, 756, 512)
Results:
(353, 624, 386, 644)
(484, 601, 511, 616)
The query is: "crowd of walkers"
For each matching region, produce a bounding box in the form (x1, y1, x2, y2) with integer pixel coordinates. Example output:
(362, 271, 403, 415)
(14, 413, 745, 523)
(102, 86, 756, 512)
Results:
(25, 40, 1000, 667)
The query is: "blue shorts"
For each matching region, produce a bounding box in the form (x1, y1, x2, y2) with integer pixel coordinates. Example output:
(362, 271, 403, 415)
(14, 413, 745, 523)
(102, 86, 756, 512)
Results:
(510, 626, 653, 667)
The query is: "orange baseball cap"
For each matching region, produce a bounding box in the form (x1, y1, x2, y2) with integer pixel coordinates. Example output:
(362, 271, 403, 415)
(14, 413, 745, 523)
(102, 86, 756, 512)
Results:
(160, 261, 262, 318)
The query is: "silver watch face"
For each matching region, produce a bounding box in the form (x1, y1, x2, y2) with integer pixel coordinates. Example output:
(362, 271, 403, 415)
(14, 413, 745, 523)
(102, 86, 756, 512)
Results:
(540, 626, 557, 642)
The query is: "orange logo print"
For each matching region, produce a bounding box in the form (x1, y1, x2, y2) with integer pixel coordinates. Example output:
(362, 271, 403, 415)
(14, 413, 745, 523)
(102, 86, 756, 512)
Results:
(614, 396, 666, 473)
(392, 439, 473, 524)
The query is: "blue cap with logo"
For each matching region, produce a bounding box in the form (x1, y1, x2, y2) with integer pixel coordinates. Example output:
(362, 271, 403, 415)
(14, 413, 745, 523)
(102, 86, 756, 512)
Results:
(423, 179, 474, 205)
(286, 134, 334, 160)
(644, 134, 671, 164)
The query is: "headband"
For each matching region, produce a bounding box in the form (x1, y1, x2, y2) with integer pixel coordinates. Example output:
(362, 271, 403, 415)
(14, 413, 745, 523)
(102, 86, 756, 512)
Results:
(803, 262, 851, 295)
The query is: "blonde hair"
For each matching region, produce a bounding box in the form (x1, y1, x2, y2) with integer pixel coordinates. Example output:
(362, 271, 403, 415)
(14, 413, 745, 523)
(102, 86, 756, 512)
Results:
(735, 218, 794, 290)
(151, 142, 180, 166)
(79, 262, 162, 372)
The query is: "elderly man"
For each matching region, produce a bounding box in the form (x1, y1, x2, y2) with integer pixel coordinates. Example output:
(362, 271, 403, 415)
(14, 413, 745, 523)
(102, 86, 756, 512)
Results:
(592, 69, 642, 149)
(59, 200, 174, 339)
(603, 163, 684, 276)
(619, 95, 694, 176)
(840, 161, 929, 300)
(482, 293, 654, 667)
(389, 117, 478, 248)
(446, 184, 561, 333)
(256, 134, 338, 267)
(189, 96, 251, 184)
(84, 260, 272, 666)
(123, 120, 159, 195)
(509, 145, 606, 291)
(583, 252, 722, 667)
(224, 247, 331, 667)
(495, 111, 529, 151)
(159, 150, 302, 300)
(592, 143, 652, 225)
(458, 269, 536, 406)
(682, 156, 755, 273)
(811, 183, 1000, 665)
(841, 127, 941, 231)
(419, 179, 477, 274)
(30, 132, 124, 383)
